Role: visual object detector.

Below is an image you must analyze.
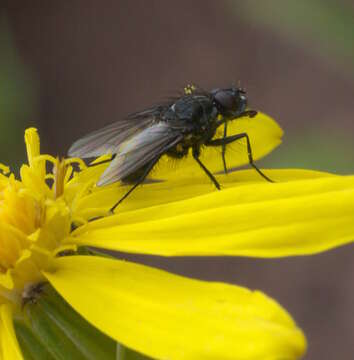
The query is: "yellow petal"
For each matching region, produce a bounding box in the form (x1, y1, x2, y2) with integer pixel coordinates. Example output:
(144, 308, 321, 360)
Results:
(154, 112, 283, 179)
(0, 304, 23, 360)
(24, 128, 40, 168)
(44, 256, 306, 360)
(73, 174, 354, 257)
(0, 165, 10, 175)
(77, 169, 332, 214)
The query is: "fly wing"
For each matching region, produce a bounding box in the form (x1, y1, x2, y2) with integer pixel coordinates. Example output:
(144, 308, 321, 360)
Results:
(97, 122, 182, 186)
(68, 105, 168, 158)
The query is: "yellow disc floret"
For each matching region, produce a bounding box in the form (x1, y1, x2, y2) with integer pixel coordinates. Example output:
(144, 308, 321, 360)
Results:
(0, 128, 112, 306)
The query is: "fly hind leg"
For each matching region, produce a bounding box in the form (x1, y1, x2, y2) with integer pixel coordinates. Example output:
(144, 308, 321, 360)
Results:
(110, 156, 160, 213)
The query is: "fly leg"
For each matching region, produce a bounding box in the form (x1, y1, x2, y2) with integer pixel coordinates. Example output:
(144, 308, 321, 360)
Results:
(220, 111, 256, 174)
(221, 123, 228, 174)
(206, 132, 273, 183)
(110, 156, 160, 213)
(192, 148, 221, 190)
(239, 110, 258, 118)
(215, 110, 257, 128)
(87, 154, 116, 167)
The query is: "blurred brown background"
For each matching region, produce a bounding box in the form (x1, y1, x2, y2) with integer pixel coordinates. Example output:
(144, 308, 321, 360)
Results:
(2, 1, 354, 358)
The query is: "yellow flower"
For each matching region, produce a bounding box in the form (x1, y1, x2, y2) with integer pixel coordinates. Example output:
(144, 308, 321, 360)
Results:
(1, 115, 352, 359)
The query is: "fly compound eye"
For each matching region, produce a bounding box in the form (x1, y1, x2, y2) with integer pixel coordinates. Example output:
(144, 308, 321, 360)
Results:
(213, 90, 238, 114)
(212, 88, 248, 117)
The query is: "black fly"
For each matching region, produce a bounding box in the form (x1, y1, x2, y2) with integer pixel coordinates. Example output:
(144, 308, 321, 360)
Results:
(69, 85, 272, 211)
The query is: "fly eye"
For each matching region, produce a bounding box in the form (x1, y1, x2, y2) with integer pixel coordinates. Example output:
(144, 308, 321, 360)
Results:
(214, 91, 235, 110)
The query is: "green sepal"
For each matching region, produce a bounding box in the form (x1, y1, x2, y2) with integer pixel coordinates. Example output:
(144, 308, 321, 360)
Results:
(14, 320, 56, 360)
(14, 282, 116, 360)
(14, 282, 154, 359)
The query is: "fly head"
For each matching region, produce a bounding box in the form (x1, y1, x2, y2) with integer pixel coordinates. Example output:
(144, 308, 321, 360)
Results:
(211, 87, 248, 118)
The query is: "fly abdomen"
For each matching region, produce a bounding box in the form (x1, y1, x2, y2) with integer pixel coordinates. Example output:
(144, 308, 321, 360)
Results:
(166, 142, 190, 159)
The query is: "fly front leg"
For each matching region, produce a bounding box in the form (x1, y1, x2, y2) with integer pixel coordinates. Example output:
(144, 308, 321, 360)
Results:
(206, 132, 274, 183)
(217, 110, 257, 174)
(240, 110, 257, 118)
(215, 110, 258, 128)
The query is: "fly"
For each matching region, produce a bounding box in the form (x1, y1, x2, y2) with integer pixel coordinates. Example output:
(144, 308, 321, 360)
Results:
(68, 85, 273, 211)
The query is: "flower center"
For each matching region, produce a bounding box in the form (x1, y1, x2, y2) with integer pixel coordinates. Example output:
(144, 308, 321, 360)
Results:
(0, 157, 75, 304)
(0, 128, 113, 306)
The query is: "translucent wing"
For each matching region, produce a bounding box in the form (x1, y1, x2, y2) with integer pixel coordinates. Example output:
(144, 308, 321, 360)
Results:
(68, 105, 168, 158)
(97, 122, 182, 186)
